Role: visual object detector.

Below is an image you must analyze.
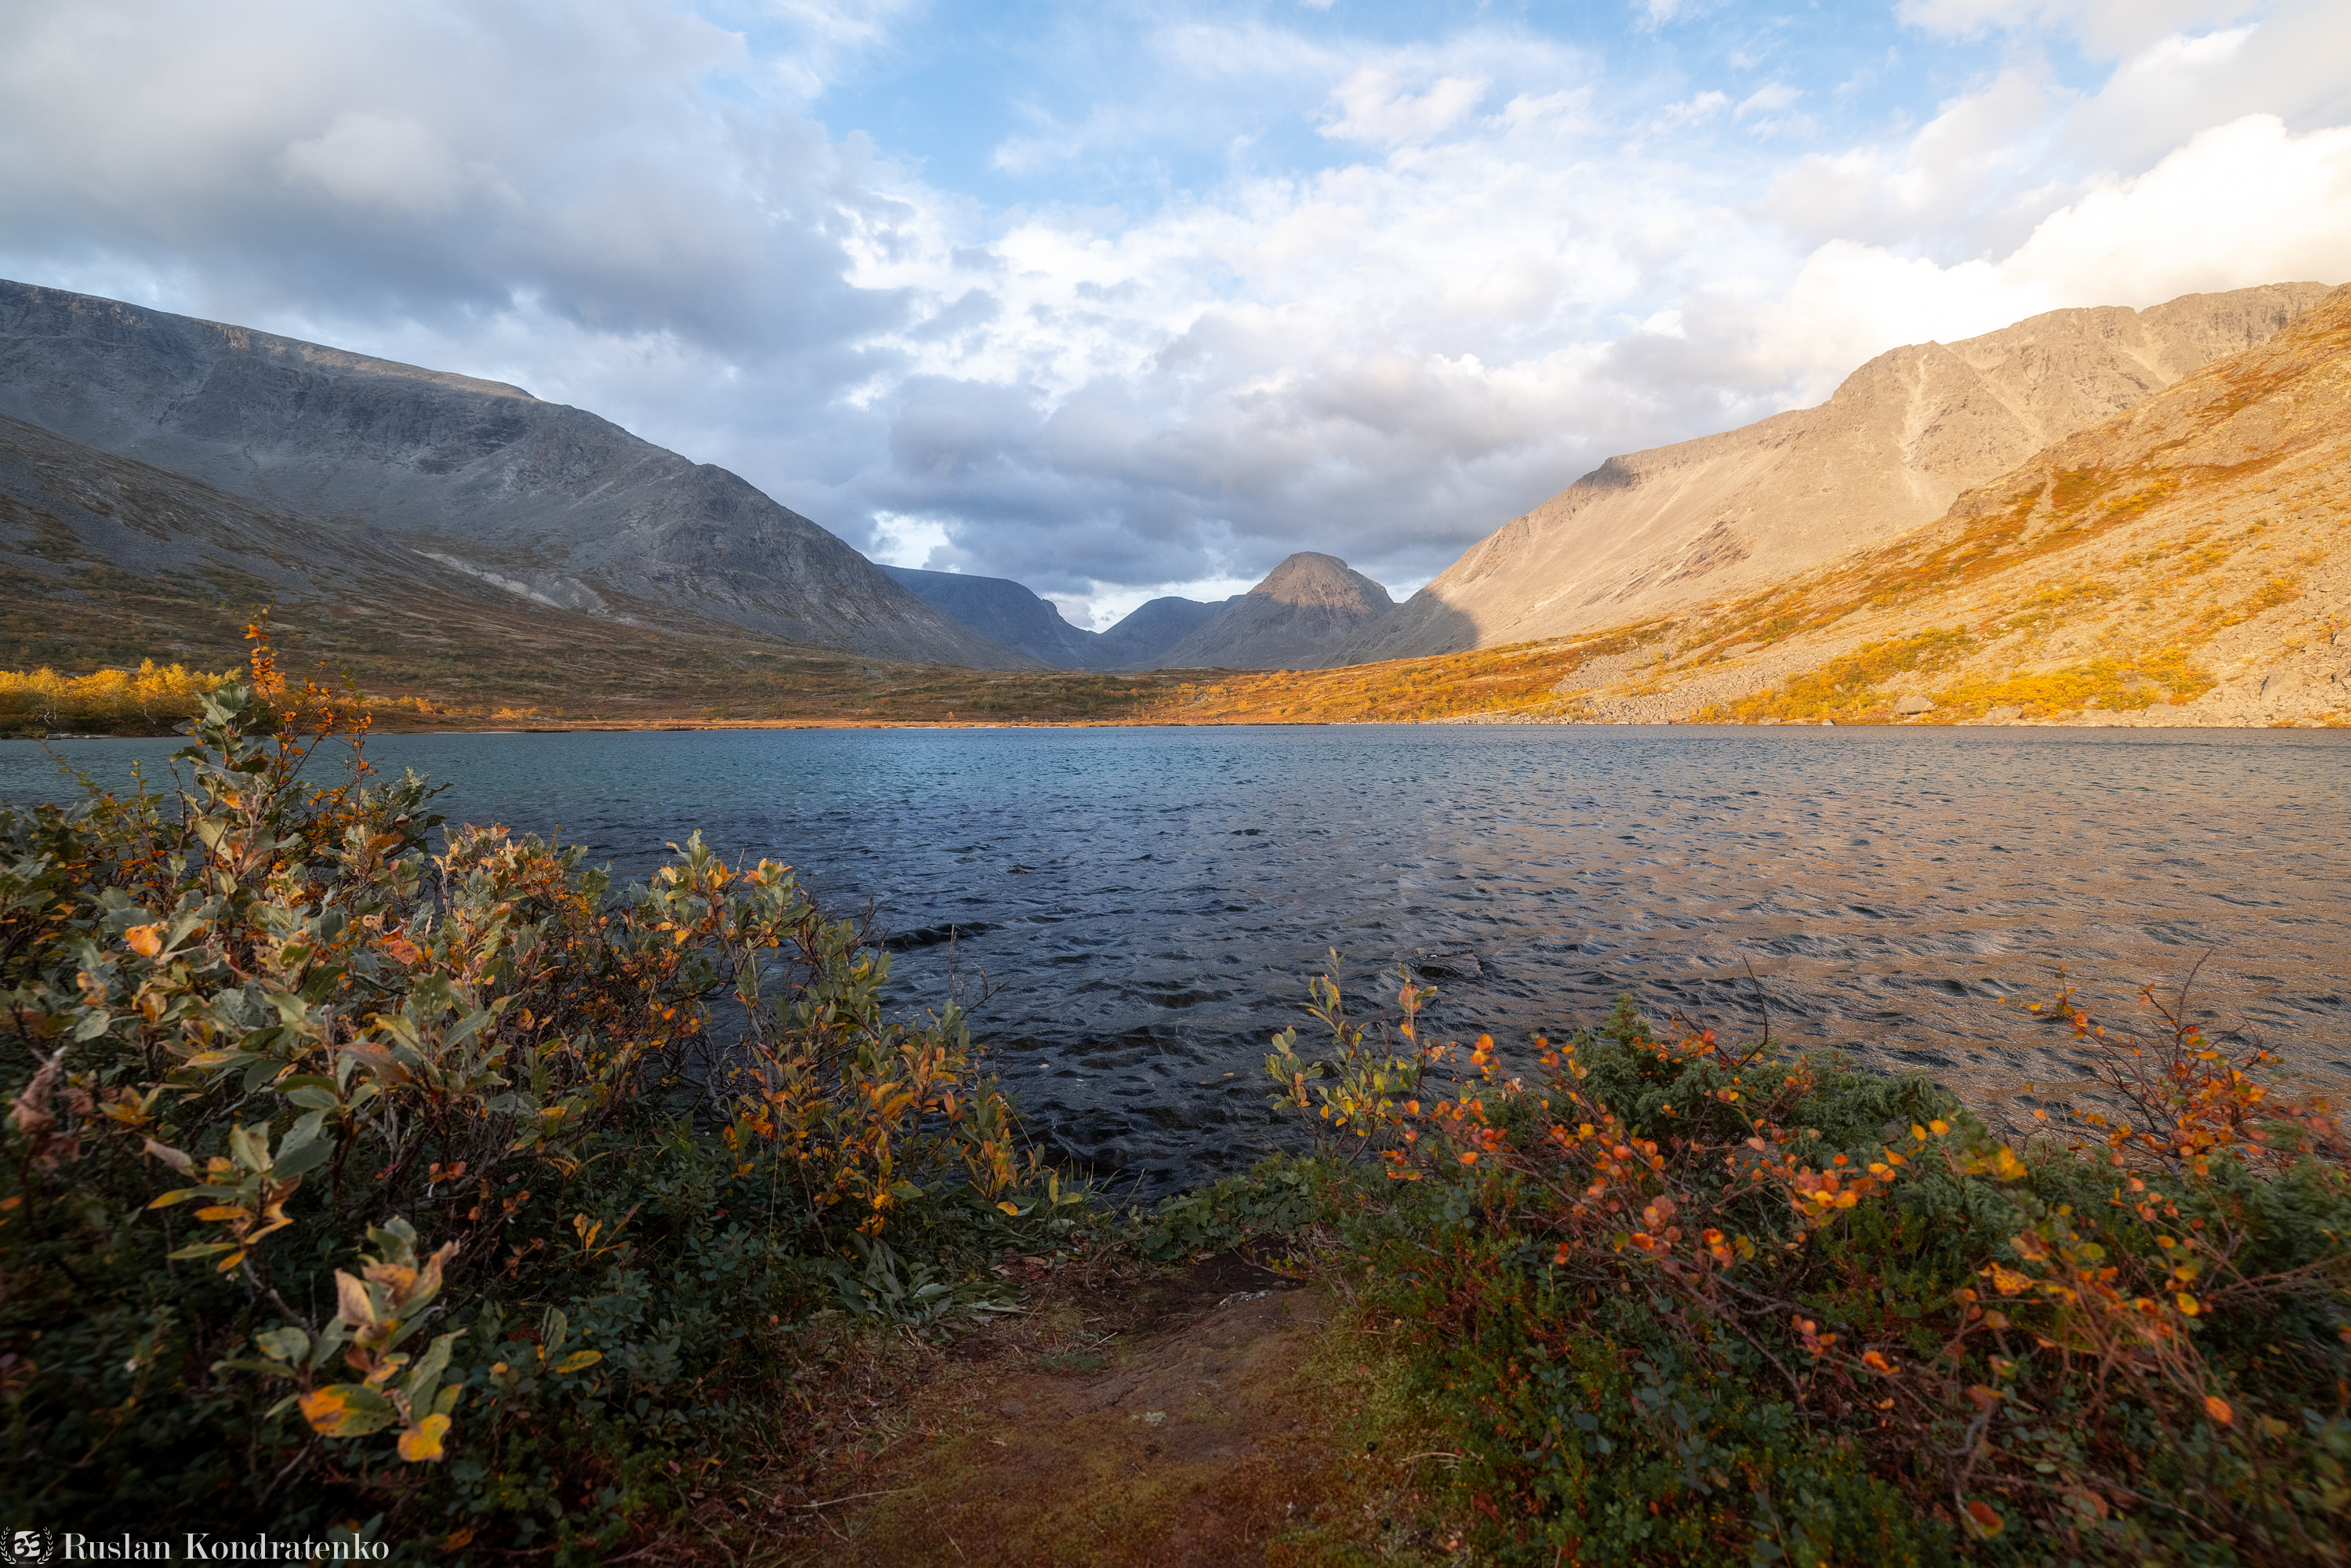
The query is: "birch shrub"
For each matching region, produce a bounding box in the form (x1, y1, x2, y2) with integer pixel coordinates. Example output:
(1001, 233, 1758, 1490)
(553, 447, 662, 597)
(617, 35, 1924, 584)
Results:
(2, 658, 1046, 1554)
(1262, 964, 2351, 1566)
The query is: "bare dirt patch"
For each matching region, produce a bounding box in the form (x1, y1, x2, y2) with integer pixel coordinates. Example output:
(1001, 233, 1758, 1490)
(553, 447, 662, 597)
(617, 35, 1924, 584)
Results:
(741, 1254, 1462, 1566)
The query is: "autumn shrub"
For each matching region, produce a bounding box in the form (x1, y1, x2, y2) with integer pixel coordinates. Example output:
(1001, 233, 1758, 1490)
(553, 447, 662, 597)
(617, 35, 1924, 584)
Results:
(1262, 963, 2351, 1565)
(2, 642, 1065, 1555)
(0, 660, 232, 735)
(1719, 627, 1977, 723)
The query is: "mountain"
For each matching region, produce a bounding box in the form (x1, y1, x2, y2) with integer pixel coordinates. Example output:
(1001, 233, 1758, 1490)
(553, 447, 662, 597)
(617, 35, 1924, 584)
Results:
(880, 565, 1105, 667)
(1148, 553, 1394, 670)
(0, 280, 1030, 669)
(880, 567, 1230, 670)
(1095, 596, 1227, 667)
(1349, 282, 2335, 663)
(1524, 282, 2351, 727)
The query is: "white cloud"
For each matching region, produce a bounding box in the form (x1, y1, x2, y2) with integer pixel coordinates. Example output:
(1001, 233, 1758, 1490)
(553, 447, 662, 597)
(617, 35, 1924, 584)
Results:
(1655, 90, 1731, 129)
(1736, 82, 1800, 118)
(1745, 114, 2351, 405)
(1321, 68, 1492, 144)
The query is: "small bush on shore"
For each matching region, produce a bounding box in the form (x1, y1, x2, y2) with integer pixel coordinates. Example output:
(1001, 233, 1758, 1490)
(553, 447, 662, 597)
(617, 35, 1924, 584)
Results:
(2, 638, 1062, 1555)
(1250, 963, 2351, 1565)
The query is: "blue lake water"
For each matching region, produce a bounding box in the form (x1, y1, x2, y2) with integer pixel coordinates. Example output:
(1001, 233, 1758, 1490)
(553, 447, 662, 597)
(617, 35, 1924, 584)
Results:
(6, 724, 2346, 1196)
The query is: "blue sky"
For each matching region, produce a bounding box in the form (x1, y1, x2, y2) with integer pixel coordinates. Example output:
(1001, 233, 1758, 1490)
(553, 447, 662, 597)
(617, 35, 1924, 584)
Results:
(5, 0, 2348, 626)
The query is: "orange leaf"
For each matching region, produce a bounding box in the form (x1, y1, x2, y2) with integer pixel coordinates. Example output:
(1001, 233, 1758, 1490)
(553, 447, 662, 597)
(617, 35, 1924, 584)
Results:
(1963, 1501, 2004, 1537)
(125, 923, 165, 958)
(397, 1412, 452, 1462)
(1984, 1264, 2034, 1296)
(2204, 1395, 2233, 1425)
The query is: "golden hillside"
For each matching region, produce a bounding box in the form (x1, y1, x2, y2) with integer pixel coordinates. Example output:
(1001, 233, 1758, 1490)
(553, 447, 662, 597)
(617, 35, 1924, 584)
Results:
(1457, 280, 2351, 728)
(1350, 282, 2331, 662)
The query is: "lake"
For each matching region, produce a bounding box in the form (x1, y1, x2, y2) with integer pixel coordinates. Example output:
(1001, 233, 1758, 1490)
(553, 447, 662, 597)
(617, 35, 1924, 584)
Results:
(6, 724, 2346, 1197)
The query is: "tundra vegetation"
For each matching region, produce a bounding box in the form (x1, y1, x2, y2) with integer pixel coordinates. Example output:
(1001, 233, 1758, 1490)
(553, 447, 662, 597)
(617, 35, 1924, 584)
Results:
(1, 630, 1080, 1552)
(1190, 960, 2351, 1565)
(5, 635, 2347, 1565)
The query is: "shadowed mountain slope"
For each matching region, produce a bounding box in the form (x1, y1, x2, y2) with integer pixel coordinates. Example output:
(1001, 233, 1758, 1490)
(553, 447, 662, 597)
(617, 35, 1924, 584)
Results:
(880, 567, 1228, 670)
(1149, 553, 1394, 670)
(880, 565, 1104, 668)
(1097, 595, 1227, 667)
(1349, 282, 2335, 662)
(0, 280, 1030, 668)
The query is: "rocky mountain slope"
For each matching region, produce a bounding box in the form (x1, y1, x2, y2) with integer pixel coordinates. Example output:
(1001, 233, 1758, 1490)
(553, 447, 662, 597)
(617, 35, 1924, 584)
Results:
(1148, 553, 1395, 670)
(1351, 282, 2334, 662)
(1518, 283, 2351, 727)
(0, 281, 1028, 668)
(0, 412, 970, 715)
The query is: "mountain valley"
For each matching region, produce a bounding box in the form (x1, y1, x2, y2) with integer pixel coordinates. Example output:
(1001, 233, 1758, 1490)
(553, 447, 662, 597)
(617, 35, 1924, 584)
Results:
(2, 278, 2344, 731)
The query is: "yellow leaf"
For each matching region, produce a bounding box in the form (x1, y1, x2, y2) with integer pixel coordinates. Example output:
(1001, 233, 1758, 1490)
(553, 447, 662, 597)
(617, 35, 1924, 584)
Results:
(996, 1201, 1021, 1215)
(334, 1270, 380, 1327)
(397, 1413, 452, 1462)
(299, 1383, 395, 1437)
(553, 1350, 602, 1374)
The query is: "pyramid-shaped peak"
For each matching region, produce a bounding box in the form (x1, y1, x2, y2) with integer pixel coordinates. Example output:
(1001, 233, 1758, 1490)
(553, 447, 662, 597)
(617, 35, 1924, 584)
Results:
(1247, 552, 1393, 613)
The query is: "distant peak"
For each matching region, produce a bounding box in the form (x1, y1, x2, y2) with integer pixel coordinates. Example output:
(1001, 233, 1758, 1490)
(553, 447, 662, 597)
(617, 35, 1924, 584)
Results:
(1247, 552, 1393, 613)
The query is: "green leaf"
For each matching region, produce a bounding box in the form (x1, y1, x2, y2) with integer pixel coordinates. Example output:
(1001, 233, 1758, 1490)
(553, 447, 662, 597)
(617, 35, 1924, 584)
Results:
(283, 1086, 340, 1110)
(405, 1330, 463, 1406)
(444, 1007, 495, 1051)
(212, 1358, 299, 1379)
(256, 1327, 310, 1363)
(274, 1137, 336, 1179)
(167, 1242, 239, 1260)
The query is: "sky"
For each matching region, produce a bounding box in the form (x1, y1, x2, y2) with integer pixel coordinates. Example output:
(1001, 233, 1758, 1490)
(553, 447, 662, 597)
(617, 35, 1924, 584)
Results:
(4, 1, 2349, 628)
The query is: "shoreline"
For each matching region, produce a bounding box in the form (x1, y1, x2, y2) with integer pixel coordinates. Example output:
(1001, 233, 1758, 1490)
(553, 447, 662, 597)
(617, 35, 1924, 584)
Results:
(9, 714, 2345, 739)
